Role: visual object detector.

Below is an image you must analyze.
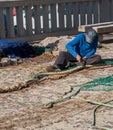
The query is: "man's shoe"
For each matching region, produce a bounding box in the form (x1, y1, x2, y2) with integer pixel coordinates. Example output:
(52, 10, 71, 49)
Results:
(45, 65, 61, 72)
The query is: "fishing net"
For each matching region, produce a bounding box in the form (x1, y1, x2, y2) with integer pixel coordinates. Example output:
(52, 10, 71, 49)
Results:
(73, 74, 113, 91)
(71, 59, 113, 91)
(30, 59, 113, 92)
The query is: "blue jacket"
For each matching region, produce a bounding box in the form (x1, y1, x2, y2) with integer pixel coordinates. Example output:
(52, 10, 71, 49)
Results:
(66, 33, 98, 58)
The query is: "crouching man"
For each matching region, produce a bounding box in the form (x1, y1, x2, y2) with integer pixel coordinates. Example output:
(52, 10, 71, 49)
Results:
(46, 29, 101, 71)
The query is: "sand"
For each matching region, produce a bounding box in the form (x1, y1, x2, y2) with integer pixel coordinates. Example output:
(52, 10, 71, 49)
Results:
(0, 34, 113, 130)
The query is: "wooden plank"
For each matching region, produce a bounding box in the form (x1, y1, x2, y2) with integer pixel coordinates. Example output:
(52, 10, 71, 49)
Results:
(109, 0, 113, 21)
(43, 4, 50, 33)
(6, 29, 77, 42)
(33, 5, 41, 34)
(0, 8, 6, 38)
(93, 24, 113, 34)
(104, 0, 111, 21)
(86, 1, 93, 24)
(73, 2, 79, 33)
(79, 2, 86, 25)
(25, 6, 33, 35)
(66, 2, 72, 29)
(100, 0, 110, 22)
(78, 22, 113, 32)
(6, 7, 15, 37)
(93, 0, 99, 23)
(51, 3, 57, 32)
(16, 6, 25, 36)
(58, 3, 65, 30)
(0, 0, 99, 7)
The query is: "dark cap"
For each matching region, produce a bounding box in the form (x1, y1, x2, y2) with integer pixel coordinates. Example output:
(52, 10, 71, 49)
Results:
(86, 29, 97, 43)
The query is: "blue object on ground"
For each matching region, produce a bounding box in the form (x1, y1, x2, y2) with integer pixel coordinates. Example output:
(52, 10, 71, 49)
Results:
(0, 40, 35, 58)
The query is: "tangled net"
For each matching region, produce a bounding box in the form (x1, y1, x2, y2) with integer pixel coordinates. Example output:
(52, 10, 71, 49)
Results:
(73, 74, 113, 91)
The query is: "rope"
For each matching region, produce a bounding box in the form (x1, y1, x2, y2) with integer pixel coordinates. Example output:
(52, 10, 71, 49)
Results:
(29, 65, 88, 79)
(91, 126, 112, 130)
(91, 99, 113, 130)
(72, 97, 113, 108)
(29, 62, 113, 80)
(29, 60, 113, 129)
(45, 93, 113, 129)
(45, 88, 81, 108)
(45, 72, 113, 129)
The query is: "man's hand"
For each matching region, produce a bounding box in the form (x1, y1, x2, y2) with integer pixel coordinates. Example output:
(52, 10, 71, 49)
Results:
(76, 55, 82, 62)
(82, 57, 87, 62)
(76, 55, 87, 66)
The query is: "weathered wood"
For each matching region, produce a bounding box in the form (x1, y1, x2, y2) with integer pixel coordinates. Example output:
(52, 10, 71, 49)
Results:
(73, 2, 79, 33)
(6, 29, 76, 42)
(93, 24, 113, 34)
(78, 22, 113, 32)
(58, 3, 65, 30)
(100, 0, 110, 22)
(16, 6, 25, 36)
(43, 4, 50, 33)
(78, 22, 113, 44)
(79, 2, 86, 25)
(86, 1, 93, 24)
(0, 7, 6, 38)
(51, 4, 57, 31)
(0, 0, 113, 41)
(66, 3, 72, 29)
(92, 1, 99, 23)
(33, 5, 41, 34)
(25, 6, 33, 35)
(6, 7, 15, 37)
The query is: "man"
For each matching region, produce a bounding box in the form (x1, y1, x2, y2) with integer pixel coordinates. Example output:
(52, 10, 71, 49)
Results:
(46, 29, 101, 71)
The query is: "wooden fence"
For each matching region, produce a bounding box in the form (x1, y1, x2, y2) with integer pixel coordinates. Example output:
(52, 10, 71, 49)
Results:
(0, 0, 113, 41)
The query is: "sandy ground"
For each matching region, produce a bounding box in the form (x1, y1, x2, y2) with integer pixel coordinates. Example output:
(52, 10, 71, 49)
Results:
(0, 34, 113, 130)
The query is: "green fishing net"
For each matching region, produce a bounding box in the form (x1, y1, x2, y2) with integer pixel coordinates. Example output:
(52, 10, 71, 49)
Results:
(101, 59, 113, 65)
(73, 74, 113, 91)
(72, 60, 113, 91)
(30, 58, 113, 91)
(33, 46, 52, 55)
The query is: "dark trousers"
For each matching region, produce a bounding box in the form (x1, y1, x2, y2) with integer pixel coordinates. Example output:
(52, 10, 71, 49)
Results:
(54, 51, 101, 70)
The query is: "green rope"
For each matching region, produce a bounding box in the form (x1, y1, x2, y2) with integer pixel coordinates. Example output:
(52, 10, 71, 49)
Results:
(45, 88, 81, 108)
(46, 94, 113, 129)
(91, 99, 113, 129)
(91, 125, 112, 130)
(44, 60, 113, 129)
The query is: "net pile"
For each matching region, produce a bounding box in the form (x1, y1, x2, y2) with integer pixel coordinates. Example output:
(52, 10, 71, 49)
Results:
(73, 74, 113, 91)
